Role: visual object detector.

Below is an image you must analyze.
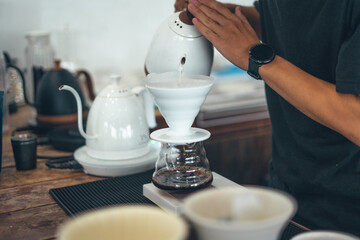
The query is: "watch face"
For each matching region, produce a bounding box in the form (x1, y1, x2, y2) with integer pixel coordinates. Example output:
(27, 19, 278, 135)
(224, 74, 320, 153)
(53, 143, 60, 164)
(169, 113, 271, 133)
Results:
(249, 44, 275, 64)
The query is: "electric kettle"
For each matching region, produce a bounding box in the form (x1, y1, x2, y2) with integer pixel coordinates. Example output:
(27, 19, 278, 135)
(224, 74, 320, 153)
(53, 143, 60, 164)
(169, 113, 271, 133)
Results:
(59, 76, 156, 160)
(145, 10, 214, 76)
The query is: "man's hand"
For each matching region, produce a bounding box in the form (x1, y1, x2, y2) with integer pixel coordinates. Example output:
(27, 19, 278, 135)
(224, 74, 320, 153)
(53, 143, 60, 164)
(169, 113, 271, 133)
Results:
(175, 0, 188, 12)
(188, 0, 260, 71)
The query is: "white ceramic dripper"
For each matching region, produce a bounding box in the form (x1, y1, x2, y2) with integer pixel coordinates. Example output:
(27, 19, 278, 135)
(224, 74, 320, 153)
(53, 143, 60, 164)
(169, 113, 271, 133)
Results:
(146, 72, 214, 143)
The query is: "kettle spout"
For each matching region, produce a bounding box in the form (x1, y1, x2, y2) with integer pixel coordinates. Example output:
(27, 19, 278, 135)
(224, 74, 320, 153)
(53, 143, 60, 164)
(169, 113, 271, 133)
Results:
(59, 85, 97, 140)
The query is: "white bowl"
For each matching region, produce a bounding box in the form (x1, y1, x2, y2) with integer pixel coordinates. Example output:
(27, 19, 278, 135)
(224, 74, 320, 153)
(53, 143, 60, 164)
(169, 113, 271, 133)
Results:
(183, 186, 297, 240)
(57, 206, 188, 240)
(291, 231, 360, 240)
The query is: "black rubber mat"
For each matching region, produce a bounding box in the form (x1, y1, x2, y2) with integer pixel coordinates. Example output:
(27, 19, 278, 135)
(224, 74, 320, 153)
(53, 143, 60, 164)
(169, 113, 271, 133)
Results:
(50, 170, 307, 239)
(49, 170, 155, 216)
(282, 222, 307, 240)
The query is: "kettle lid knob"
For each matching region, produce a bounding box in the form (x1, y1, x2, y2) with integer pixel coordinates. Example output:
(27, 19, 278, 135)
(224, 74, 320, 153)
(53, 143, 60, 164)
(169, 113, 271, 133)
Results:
(53, 59, 62, 70)
(109, 75, 121, 85)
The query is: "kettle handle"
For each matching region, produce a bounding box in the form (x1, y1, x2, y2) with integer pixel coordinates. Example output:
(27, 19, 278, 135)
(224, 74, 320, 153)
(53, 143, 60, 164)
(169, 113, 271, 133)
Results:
(132, 86, 157, 129)
(76, 69, 96, 101)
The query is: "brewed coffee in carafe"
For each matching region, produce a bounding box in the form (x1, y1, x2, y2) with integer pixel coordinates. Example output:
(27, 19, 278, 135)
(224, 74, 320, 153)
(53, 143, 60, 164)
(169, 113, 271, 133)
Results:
(152, 142, 213, 191)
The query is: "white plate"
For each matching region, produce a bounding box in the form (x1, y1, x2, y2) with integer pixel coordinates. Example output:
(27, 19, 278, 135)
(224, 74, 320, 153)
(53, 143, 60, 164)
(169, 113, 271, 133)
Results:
(74, 141, 161, 177)
(150, 128, 210, 144)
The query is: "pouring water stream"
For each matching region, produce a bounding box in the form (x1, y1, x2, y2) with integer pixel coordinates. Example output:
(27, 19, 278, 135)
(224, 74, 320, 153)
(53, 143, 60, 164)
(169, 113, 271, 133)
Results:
(178, 54, 186, 85)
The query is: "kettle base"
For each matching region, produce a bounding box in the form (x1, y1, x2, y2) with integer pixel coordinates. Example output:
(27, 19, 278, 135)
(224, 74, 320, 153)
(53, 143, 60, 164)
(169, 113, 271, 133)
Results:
(37, 111, 88, 125)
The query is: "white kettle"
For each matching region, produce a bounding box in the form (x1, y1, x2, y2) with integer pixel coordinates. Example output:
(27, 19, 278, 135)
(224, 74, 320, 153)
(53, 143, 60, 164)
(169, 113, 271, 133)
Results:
(145, 10, 214, 76)
(59, 77, 156, 160)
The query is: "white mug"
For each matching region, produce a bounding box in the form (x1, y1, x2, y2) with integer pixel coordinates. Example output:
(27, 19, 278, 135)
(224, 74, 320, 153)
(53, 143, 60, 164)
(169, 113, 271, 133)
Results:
(183, 186, 297, 240)
(291, 231, 360, 240)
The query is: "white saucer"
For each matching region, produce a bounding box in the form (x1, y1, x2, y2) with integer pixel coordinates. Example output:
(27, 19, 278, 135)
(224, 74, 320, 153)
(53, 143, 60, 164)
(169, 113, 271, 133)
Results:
(74, 141, 161, 177)
(150, 128, 210, 144)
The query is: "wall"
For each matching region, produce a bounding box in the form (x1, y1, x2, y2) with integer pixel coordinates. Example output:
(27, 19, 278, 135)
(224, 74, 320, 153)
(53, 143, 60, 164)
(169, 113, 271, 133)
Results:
(0, 0, 255, 91)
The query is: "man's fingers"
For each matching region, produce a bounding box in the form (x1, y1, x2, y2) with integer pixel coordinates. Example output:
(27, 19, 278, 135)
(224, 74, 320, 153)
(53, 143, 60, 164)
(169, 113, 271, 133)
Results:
(235, 6, 247, 22)
(191, 1, 228, 26)
(196, 0, 232, 20)
(235, 7, 259, 40)
(192, 17, 218, 42)
(174, 0, 187, 12)
(188, 2, 223, 32)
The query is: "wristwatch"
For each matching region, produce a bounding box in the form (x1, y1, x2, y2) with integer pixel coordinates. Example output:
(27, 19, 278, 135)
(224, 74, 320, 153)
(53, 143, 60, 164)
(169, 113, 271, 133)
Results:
(247, 43, 275, 80)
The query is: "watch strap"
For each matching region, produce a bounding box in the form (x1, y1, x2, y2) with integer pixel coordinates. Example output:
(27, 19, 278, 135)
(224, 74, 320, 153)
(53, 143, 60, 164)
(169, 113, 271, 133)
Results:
(248, 58, 261, 80)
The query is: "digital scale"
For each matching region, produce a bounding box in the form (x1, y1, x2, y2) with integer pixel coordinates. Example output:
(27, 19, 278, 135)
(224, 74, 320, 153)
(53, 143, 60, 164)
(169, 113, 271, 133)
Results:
(143, 172, 243, 214)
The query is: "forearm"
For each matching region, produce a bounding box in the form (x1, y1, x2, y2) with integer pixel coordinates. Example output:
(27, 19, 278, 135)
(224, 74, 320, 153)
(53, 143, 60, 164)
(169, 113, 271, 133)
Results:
(260, 55, 360, 146)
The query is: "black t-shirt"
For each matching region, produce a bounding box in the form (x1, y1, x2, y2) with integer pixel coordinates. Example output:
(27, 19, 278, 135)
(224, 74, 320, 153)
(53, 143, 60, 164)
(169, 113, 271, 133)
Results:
(254, 0, 360, 236)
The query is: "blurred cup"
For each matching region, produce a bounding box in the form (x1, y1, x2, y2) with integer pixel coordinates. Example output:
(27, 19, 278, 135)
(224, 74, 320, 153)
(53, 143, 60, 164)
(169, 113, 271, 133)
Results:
(291, 231, 360, 240)
(183, 186, 297, 240)
(57, 205, 188, 240)
(11, 133, 37, 170)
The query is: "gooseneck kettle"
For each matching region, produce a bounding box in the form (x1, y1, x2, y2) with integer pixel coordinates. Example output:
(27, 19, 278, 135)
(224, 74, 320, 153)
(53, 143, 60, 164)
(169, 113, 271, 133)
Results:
(59, 76, 156, 160)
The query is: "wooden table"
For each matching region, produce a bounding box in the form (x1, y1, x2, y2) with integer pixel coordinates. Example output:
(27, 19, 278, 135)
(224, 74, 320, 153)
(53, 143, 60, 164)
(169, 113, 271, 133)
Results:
(0, 106, 278, 240)
(0, 106, 104, 240)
